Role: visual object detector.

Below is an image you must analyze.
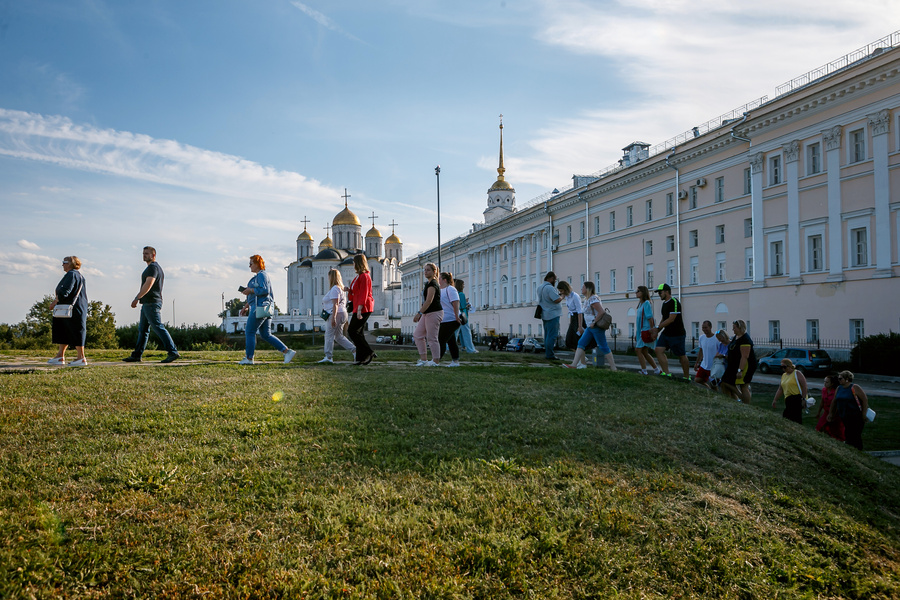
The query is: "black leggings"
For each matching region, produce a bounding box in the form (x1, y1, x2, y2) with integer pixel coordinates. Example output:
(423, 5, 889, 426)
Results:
(438, 321, 460, 360)
(783, 394, 803, 424)
(348, 312, 372, 360)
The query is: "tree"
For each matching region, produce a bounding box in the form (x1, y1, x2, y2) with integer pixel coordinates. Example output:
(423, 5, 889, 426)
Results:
(219, 297, 247, 318)
(85, 301, 118, 349)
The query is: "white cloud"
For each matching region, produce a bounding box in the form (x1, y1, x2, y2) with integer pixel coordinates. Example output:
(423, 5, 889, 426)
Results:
(17, 239, 40, 250)
(289, 2, 367, 44)
(0, 251, 58, 276)
(0, 108, 343, 210)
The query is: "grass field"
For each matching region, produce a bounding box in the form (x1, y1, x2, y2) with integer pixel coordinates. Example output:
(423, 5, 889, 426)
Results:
(1, 349, 898, 598)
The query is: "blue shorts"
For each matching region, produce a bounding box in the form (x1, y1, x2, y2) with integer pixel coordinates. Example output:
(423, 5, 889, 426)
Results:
(656, 333, 686, 356)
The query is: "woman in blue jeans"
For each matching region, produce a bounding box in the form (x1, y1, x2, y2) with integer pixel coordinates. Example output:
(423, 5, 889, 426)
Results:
(239, 254, 296, 365)
(564, 282, 617, 371)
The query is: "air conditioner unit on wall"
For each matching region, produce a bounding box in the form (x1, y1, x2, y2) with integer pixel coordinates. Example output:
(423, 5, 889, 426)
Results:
(696, 178, 707, 187)
(677, 190, 688, 200)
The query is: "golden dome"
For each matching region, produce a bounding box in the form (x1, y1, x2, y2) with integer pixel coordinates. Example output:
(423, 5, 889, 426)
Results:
(385, 233, 401, 244)
(366, 226, 382, 238)
(489, 178, 513, 192)
(319, 236, 333, 248)
(333, 206, 360, 226)
(297, 229, 313, 241)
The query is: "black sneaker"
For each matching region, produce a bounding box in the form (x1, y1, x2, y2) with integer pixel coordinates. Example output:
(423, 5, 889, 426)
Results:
(123, 356, 142, 363)
(160, 353, 180, 364)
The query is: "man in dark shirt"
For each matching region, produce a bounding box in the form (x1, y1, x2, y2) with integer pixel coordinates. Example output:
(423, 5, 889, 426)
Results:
(123, 246, 179, 363)
(651, 283, 690, 378)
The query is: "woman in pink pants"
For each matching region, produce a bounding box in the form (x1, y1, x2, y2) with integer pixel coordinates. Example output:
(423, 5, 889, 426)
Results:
(413, 262, 444, 366)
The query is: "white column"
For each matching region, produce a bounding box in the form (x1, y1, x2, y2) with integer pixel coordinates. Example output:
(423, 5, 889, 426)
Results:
(749, 152, 766, 286)
(869, 110, 893, 277)
(525, 234, 532, 303)
(536, 232, 543, 287)
(823, 126, 844, 281)
(495, 246, 501, 306)
(784, 140, 802, 283)
(515, 238, 522, 304)
(476, 251, 483, 308)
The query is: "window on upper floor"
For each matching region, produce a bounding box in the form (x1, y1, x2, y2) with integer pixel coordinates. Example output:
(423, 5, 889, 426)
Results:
(744, 218, 753, 239)
(689, 186, 698, 209)
(744, 167, 752, 195)
(716, 225, 725, 244)
(714, 177, 725, 203)
(770, 240, 784, 276)
(580, 221, 585, 240)
(689, 256, 699, 285)
(666, 193, 674, 216)
(566, 225, 572, 244)
(594, 216, 600, 236)
(851, 227, 868, 267)
(689, 230, 698, 248)
(666, 235, 675, 252)
(645, 240, 653, 256)
(769, 155, 782, 185)
(807, 234, 824, 272)
(626, 206, 633, 227)
(850, 129, 866, 163)
(609, 211, 616, 232)
(645, 199, 653, 222)
(807, 142, 821, 175)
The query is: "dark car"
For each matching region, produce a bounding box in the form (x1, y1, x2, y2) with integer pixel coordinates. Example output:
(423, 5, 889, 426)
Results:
(505, 337, 525, 352)
(757, 348, 832, 375)
(522, 337, 544, 353)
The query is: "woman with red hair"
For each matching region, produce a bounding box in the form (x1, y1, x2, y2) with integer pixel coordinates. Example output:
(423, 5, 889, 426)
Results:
(239, 254, 296, 365)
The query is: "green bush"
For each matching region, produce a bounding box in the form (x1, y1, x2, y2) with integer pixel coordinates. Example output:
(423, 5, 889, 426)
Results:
(851, 331, 900, 376)
(116, 323, 231, 351)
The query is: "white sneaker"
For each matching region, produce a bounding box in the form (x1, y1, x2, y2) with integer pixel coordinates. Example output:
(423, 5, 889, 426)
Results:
(447, 360, 460, 367)
(415, 359, 426, 366)
(283, 349, 297, 364)
(68, 358, 88, 367)
(576, 363, 588, 369)
(471, 349, 479, 353)
(640, 369, 648, 375)
(423, 360, 438, 367)
(239, 357, 254, 365)
(653, 367, 663, 375)
(47, 357, 65, 365)
(317, 357, 333, 364)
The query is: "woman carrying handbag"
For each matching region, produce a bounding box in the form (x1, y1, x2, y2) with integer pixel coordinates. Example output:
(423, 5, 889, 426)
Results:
(635, 285, 660, 375)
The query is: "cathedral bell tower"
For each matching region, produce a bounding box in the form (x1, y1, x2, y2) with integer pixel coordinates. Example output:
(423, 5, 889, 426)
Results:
(484, 115, 516, 225)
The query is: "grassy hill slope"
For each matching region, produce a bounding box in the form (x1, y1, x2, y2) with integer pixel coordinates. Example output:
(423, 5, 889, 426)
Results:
(1, 352, 898, 598)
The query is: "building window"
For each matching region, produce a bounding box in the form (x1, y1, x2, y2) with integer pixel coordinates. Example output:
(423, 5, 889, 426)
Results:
(808, 234, 824, 271)
(666, 193, 674, 216)
(807, 319, 819, 343)
(609, 269, 616, 293)
(580, 221, 585, 240)
(626, 206, 633, 227)
(770, 240, 784, 276)
(850, 319, 865, 343)
(566, 226, 572, 243)
(691, 322, 700, 340)
(851, 227, 868, 267)
(594, 216, 600, 235)
(594, 272, 601, 294)
(667, 260, 676, 286)
(666, 235, 675, 252)
(850, 129, 866, 163)
(645, 199, 653, 222)
(646, 264, 654, 288)
(769, 155, 782, 185)
(690, 256, 699, 285)
(744, 167, 752, 195)
(744, 247, 753, 279)
(689, 230, 698, 248)
(689, 186, 698, 209)
(769, 320, 781, 342)
(627, 266, 634, 291)
(807, 142, 821, 175)
(645, 240, 653, 256)
(609, 211, 616, 231)
(718, 321, 727, 332)
(714, 177, 725, 203)
(744, 218, 753, 238)
(628, 322, 635, 339)
(715, 225, 725, 244)
(716, 252, 726, 282)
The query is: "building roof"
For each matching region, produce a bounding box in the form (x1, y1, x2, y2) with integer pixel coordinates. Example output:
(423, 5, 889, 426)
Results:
(385, 232, 401, 244)
(333, 205, 360, 226)
(314, 247, 346, 260)
(297, 229, 313, 241)
(366, 226, 382, 238)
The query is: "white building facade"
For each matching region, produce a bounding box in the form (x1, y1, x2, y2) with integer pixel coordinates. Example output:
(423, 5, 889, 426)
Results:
(401, 34, 900, 351)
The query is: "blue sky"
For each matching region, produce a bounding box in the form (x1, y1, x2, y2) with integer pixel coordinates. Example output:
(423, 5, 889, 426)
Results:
(1, 0, 897, 326)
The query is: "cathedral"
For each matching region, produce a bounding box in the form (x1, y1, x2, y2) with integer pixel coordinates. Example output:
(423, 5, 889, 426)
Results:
(223, 191, 403, 333)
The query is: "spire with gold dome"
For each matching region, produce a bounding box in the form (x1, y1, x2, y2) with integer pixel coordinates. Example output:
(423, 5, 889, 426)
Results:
(384, 219, 402, 262)
(484, 115, 516, 225)
(296, 215, 314, 259)
(365, 210, 383, 258)
(332, 188, 362, 251)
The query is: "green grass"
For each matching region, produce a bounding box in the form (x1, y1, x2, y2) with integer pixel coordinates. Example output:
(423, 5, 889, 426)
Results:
(1, 350, 899, 598)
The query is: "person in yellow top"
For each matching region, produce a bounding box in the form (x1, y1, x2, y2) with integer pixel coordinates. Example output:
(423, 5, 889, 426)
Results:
(772, 358, 808, 424)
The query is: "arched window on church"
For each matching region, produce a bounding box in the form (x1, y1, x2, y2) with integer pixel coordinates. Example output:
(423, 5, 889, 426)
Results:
(299, 282, 304, 299)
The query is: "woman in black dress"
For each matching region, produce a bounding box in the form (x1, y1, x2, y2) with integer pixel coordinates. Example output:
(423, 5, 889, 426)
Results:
(721, 319, 756, 403)
(48, 256, 89, 367)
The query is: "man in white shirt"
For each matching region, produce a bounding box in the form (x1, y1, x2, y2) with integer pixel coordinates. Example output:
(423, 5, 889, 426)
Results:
(694, 320, 718, 388)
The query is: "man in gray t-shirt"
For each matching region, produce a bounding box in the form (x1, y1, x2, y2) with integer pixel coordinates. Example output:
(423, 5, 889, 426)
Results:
(123, 246, 179, 363)
(536, 271, 563, 360)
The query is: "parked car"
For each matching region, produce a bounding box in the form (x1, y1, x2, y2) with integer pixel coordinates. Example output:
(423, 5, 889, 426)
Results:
(375, 336, 386, 343)
(684, 346, 701, 361)
(505, 338, 525, 352)
(757, 348, 833, 375)
(521, 337, 545, 353)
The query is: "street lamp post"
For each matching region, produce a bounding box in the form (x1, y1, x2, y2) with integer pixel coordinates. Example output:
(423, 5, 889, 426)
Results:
(435, 165, 442, 272)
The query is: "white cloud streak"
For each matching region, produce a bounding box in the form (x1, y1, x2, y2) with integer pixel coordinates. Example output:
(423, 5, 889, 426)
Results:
(289, 1, 367, 44)
(0, 108, 342, 209)
(17, 239, 40, 250)
(0, 251, 58, 277)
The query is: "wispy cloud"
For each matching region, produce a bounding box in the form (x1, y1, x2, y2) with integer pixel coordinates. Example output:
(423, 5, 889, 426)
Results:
(506, 0, 897, 188)
(289, 1, 367, 44)
(0, 108, 342, 209)
(0, 251, 57, 276)
(17, 239, 40, 250)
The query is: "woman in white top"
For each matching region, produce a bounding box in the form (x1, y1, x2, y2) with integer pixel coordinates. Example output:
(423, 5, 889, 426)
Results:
(564, 282, 617, 371)
(437, 271, 462, 367)
(318, 269, 356, 363)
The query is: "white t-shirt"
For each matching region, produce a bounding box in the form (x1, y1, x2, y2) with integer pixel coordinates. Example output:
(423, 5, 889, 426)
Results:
(440, 285, 460, 323)
(698, 333, 719, 370)
(583, 294, 601, 326)
(322, 284, 346, 314)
